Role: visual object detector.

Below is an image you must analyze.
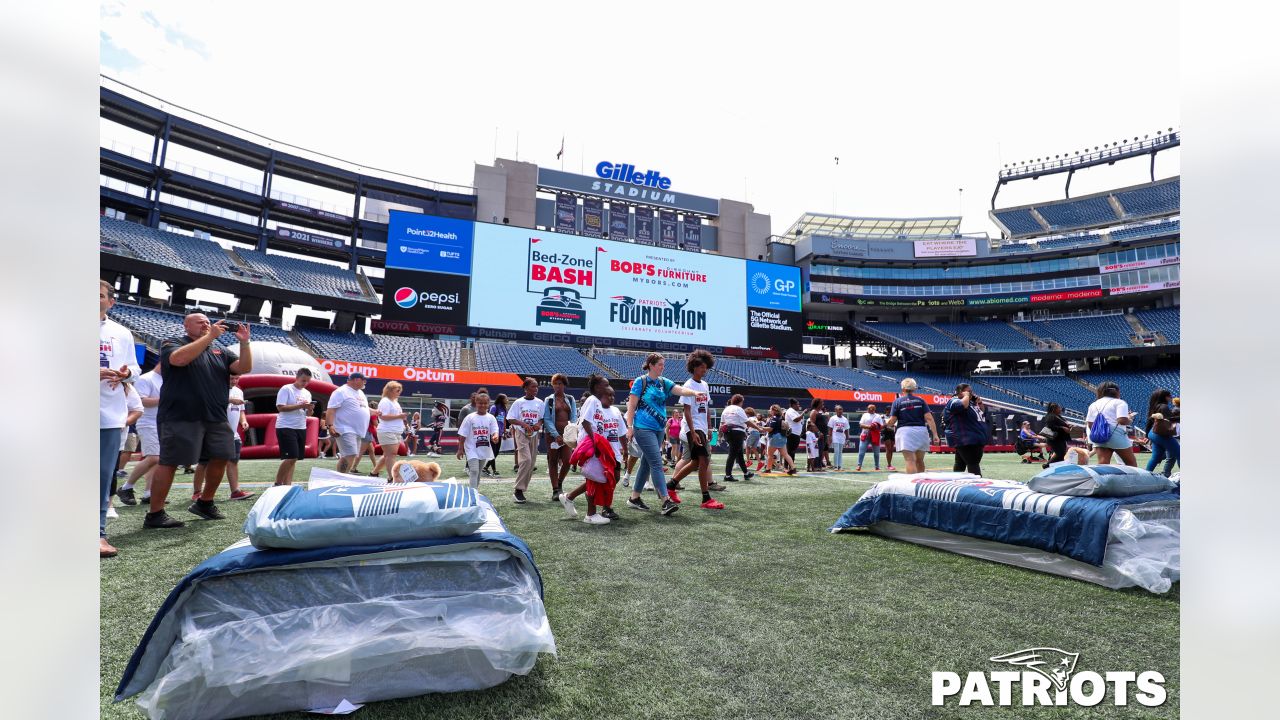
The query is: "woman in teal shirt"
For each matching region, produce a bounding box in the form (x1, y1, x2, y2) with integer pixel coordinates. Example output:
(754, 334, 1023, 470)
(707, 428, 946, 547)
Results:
(624, 352, 698, 516)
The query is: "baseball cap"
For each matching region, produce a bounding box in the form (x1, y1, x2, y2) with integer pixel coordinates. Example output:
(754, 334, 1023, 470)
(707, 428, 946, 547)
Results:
(349, 372, 366, 380)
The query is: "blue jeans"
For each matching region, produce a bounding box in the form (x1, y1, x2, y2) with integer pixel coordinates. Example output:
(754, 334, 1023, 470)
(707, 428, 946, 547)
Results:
(1147, 434, 1180, 474)
(832, 443, 844, 468)
(100, 427, 122, 538)
(631, 427, 669, 499)
(857, 440, 880, 469)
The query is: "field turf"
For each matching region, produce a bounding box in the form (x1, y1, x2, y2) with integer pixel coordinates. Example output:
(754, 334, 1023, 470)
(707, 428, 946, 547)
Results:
(101, 452, 1178, 719)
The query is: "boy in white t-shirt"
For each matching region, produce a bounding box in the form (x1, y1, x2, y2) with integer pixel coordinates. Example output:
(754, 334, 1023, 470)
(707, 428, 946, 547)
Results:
(667, 350, 724, 510)
(828, 406, 851, 470)
(456, 392, 499, 489)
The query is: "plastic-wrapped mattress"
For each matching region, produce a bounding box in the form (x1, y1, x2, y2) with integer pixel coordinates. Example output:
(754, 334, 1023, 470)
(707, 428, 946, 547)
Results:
(114, 496, 555, 720)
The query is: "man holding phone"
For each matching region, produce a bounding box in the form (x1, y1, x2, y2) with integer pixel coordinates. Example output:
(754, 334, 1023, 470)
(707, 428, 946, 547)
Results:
(143, 313, 252, 528)
(274, 367, 315, 485)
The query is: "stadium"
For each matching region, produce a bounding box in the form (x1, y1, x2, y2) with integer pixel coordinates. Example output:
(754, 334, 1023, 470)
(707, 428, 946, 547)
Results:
(99, 74, 1180, 719)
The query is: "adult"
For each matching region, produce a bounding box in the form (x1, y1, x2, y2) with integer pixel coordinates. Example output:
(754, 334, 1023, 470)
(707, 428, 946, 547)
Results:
(828, 405, 851, 470)
(1015, 421, 1045, 463)
(745, 408, 763, 468)
(99, 281, 140, 555)
(809, 398, 831, 470)
(373, 381, 409, 481)
(484, 393, 508, 478)
(763, 404, 797, 474)
(1039, 402, 1072, 466)
(885, 378, 939, 475)
(1144, 388, 1181, 475)
(508, 377, 546, 504)
(945, 384, 992, 476)
(784, 399, 805, 467)
(326, 372, 372, 474)
(1086, 381, 1138, 467)
(668, 350, 726, 508)
(118, 363, 161, 506)
(541, 374, 577, 501)
(145, 312, 252, 528)
(720, 394, 756, 482)
(856, 404, 884, 472)
(623, 353, 698, 516)
(274, 368, 314, 485)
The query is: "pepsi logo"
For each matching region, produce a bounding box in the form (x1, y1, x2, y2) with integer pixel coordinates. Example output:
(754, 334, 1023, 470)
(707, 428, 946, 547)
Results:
(394, 287, 417, 308)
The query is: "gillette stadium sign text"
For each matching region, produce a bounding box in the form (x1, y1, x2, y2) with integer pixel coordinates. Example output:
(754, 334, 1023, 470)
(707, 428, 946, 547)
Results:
(537, 166, 720, 216)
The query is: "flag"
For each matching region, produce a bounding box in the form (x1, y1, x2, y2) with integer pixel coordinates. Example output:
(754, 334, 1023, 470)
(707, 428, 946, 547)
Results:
(834, 156, 839, 165)
(556, 136, 564, 160)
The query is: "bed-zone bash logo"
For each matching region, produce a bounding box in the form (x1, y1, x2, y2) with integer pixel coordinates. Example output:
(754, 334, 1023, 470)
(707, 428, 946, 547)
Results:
(931, 647, 1166, 708)
(608, 296, 706, 332)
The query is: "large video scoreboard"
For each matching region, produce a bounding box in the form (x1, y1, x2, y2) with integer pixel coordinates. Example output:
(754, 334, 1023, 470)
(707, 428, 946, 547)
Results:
(381, 211, 804, 354)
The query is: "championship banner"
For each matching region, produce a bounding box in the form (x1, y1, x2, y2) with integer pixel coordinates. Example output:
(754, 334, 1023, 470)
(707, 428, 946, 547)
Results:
(582, 198, 604, 238)
(555, 194, 578, 234)
(318, 359, 521, 387)
(634, 208, 655, 245)
(609, 203, 629, 240)
(658, 211, 678, 249)
(682, 217, 702, 252)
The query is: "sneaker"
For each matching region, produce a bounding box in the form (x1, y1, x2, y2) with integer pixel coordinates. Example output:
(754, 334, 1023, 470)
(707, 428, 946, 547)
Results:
(513, 489, 527, 504)
(786, 468, 797, 476)
(744, 471, 755, 481)
(583, 513, 610, 525)
(551, 490, 562, 503)
(708, 482, 727, 492)
(701, 498, 725, 510)
(187, 500, 225, 520)
(622, 473, 631, 487)
(601, 507, 620, 520)
(117, 487, 137, 506)
(627, 497, 650, 511)
(115, 469, 127, 479)
(143, 510, 185, 529)
(99, 538, 118, 558)
(724, 475, 738, 482)
(106, 505, 118, 519)
(668, 489, 682, 504)
(428, 452, 440, 458)
(491, 471, 502, 478)
(139, 493, 151, 503)
(229, 490, 255, 501)
(886, 466, 897, 471)
(855, 466, 862, 472)
(756, 461, 765, 471)
(559, 493, 577, 518)
(660, 498, 680, 516)
(874, 467, 881, 471)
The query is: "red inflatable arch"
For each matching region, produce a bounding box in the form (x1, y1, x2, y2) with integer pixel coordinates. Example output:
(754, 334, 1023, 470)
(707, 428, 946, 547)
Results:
(234, 374, 406, 460)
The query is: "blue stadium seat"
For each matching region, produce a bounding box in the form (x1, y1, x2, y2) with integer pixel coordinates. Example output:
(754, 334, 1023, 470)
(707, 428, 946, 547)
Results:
(1035, 196, 1118, 231)
(993, 209, 1044, 236)
(298, 329, 460, 369)
(1134, 307, 1179, 344)
(1021, 314, 1134, 350)
(108, 303, 297, 349)
(1115, 180, 1180, 219)
(862, 323, 965, 350)
(474, 343, 600, 377)
(234, 249, 370, 300)
(100, 216, 238, 279)
(931, 321, 1036, 351)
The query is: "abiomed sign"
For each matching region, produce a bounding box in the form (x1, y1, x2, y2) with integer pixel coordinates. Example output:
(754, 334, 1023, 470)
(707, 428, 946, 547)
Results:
(538, 166, 720, 216)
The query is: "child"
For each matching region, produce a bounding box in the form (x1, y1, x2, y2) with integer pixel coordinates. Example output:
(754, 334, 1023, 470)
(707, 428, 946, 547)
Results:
(561, 375, 620, 523)
(667, 349, 724, 509)
(455, 393, 499, 490)
(805, 421, 821, 472)
(390, 459, 442, 483)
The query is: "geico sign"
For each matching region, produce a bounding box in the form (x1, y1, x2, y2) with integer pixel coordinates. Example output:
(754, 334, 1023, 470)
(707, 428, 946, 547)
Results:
(401, 367, 457, 382)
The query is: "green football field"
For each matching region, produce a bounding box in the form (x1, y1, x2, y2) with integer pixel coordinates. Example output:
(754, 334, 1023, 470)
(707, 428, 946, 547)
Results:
(100, 452, 1178, 719)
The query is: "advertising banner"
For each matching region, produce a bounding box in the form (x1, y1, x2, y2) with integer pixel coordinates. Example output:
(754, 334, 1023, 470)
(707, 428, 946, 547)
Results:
(582, 198, 604, 238)
(1107, 280, 1181, 296)
(747, 309, 804, 353)
(555, 194, 578, 234)
(318, 359, 521, 386)
(745, 260, 803, 312)
(468, 224, 748, 347)
(634, 208, 655, 245)
(609, 203, 630, 240)
(809, 388, 951, 406)
(658, 211, 678, 249)
(682, 217, 702, 252)
(275, 226, 346, 251)
(815, 287, 1103, 308)
(386, 210, 473, 274)
(1099, 256, 1180, 274)
(380, 267, 470, 326)
(273, 199, 350, 224)
(913, 238, 977, 258)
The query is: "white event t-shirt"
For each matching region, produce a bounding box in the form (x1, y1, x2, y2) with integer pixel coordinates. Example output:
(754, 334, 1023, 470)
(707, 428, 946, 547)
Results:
(133, 371, 162, 430)
(275, 383, 312, 430)
(1086, 397, 1131, 429)
(830, 415, 851, 444)
(329, 384, 371, 436)
(508, 396, 546, 434)
(377, 397, 405, 434)
(785, 407, 804, 436)
(458, 412, 499, 460)
(678, 378, 711, 437)
(806, 431, 820, 458)
(227, 386, 245, 434)
(720, 404, 748, 429)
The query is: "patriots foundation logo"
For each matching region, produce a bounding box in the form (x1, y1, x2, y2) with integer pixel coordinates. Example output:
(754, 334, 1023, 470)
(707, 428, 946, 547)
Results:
(931, 647, 1166, 707)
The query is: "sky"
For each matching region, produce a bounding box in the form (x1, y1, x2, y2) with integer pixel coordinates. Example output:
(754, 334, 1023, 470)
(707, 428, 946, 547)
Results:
(99, 0, 1179, 239)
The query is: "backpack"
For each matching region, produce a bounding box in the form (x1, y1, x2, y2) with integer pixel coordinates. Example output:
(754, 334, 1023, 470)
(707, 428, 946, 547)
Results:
(1088, 407, 1114, 444)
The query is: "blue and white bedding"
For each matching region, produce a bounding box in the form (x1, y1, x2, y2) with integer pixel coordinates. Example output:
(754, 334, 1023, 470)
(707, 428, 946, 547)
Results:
(116, 495, 556, 720)
(830, 472, 1179, 569)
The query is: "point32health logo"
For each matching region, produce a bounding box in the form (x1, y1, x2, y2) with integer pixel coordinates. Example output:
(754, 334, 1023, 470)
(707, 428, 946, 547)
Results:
(931, 647, 1166, 707)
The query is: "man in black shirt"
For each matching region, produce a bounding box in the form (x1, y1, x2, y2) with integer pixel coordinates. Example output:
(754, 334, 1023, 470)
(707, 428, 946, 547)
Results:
(144, 314, 252, 528)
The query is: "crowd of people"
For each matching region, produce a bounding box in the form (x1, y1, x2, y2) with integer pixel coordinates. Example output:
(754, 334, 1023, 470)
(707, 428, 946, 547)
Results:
(101, 275, 1180, 552)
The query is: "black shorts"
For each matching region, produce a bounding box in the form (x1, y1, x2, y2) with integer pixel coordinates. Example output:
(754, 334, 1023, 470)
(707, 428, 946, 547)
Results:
(200, 438, 242, 465)
(787, 432, 801, 458)
(277, 427, 308, 460)
(160, 420, 235, 467)
(683, 430, 710, 460)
